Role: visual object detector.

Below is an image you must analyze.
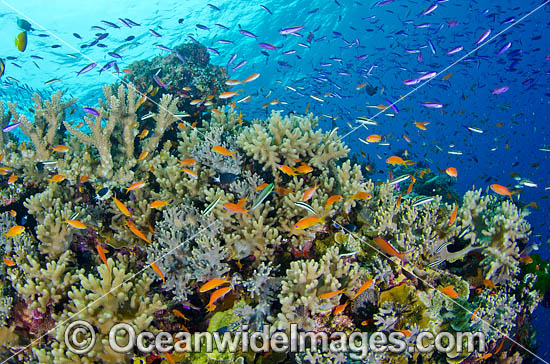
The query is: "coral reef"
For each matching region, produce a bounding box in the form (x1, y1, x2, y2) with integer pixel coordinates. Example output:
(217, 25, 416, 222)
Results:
(0, 41, 543, 364)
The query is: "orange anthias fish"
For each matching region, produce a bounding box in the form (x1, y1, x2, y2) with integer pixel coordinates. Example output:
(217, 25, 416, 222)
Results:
(295, 216, 324, 229)
(137, 151, 148, 161)
(413, 121, 429, 130)
(200, 278, 231, 292)
(483, 279, 497, 290)
(442, 72, 453, 81)
(351, 192, 372, 200)
(386, 156, 406, 165)
(440, 285, 459, 298)
(7, 174, 18, 184)
(319, 290, 344, 299)
(366, 134, 382, 143)
(150, 262, 165, 284)
(223, 202, 249, 215)
(373, 237, 408, 263)
(127, 220, 151, 243)
(225, 79, 242, 86)
(219, 91, 238, 99)
(48, 174, 66, 183)
(206, 286, 232, 311)
(255, 183, 269, 191)
(243, 72, 260, 83)
(138, 129, 149, 139)
(325, 195, 343, 212)
(96, 244, 108, 265)
(65, 219, 87, 229)
(519, 256, 533, 264)
(51, 144, 69, 153)
(278, 164, 297, 176)
(212, 145, 236, 159)
(113, 195, 130, 216)
(302, 185, 318, 201)
(406, 176, 416, 194)
(3, 256, 16, 266)
(295, 164, 313, 174)
(181, 168, 198, 179)
(173, 309, 189, 321)
(353, 279, 374, 299)
(449, 205, 458, 225)
(333, 302, 348, 315)
(179, 158, 196, 166)
(275, 186, 292, 195)
(445, 167, 458, 178)
(4, 225, 25, 238)
(126, 181, 146, 193)
(490, 184, 512, 200)
(149, 200, 170, 209)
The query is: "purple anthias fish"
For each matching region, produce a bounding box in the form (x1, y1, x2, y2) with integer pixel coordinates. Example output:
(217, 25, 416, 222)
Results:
(217, 39, 233, 44)
(497, 42, 511, 55)
(232, 60, 246, 71)
(196, 24, 210, 31)
(149, 29, 162, 37)
(421, 102, 443, 108)
(422, 3, 438, 16)
(215, 23, 229, 30)
(385, 98, 399, 113)
(83, 107, 99, 116)
(101, 20, 119, 29)
(492, 86, 509, 95)
(207, 47, 220, 55)
(239, 29, 257, 38)
(427, 40, 436, 54)
(153, 74, 167, 89)
(279, 26, 304, 35)
(99, 60, 116, 74)
(77, 63, 97, 75)
(2, 122, 21, 133)
(446, 46, 463, 55)
(108, 52, 122, 59)
(260, 5, 272, 14)
(227, 53, 237, 68)
(258, 42, 278, 50)
(175, 52, 186, 63)
(188, 36, 199, 45)
(155, 44, 172, 52)
(475, 29, 491, 45)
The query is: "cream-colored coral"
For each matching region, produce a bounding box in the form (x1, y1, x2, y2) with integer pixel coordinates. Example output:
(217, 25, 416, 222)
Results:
(9, 251, 82, 313)
(24, 184, 88, 258)
(17, 91, 76, 160)
(38, 255, 166, 364)
(237, 111, 348, 174)
(274, 247, 360, 331)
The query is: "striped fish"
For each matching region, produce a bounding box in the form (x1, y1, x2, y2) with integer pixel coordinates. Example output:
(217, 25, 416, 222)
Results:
(294, 201, 316, 215)
(389, 174, 410, 186)
(412, 196, 435, 207)
(250, 183, 274, 211)
(202, 195, 222, 215)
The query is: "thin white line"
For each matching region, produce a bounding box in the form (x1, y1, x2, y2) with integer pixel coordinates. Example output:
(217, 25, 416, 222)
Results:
(0, 221, 220, 364)
(340, 0, 550, 141)
(337, 222, 549, 363)
(0, 0, 221, 146)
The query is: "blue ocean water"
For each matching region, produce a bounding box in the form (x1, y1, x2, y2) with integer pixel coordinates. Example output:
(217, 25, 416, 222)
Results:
(1, 0, 549, 360)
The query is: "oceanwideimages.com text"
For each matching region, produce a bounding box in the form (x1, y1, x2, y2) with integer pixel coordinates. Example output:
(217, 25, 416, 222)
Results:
(65, 321, 486, 359)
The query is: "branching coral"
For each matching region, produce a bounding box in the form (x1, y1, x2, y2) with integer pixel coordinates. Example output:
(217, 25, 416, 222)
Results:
(16, 91, 77, 160)
(9, 251, 82, 313)
(237, 111, 349, 175)
(35, 255, 166, 363)
(274, 247, 360, 331)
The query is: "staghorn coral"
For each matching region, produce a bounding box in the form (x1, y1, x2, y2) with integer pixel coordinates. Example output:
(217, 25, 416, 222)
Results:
(16, 91, 77, 160)
(9, 251, 82, 313)
(237, 111, 349, 175)
(274, 246, 360, 331)
(35, 255, 166, 364)
(24, 183, 88, 258)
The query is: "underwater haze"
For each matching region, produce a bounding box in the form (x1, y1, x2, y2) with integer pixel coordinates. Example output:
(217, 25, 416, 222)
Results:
(0, 0, 550, 363)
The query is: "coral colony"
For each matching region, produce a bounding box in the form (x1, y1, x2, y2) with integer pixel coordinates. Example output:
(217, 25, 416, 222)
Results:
(0, 43, 546, 364)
